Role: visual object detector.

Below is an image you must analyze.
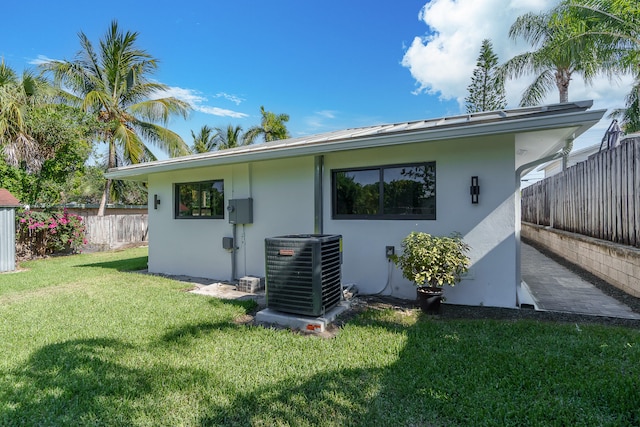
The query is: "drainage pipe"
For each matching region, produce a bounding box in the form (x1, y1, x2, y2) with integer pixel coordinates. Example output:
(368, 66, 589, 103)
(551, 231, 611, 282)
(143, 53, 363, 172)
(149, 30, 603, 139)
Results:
(231, 223, 238, 282)
(314, 155, 324, 234)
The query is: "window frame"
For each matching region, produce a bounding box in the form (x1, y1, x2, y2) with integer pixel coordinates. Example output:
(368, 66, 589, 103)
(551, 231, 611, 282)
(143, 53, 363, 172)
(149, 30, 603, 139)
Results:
(174, 180, 225, 219)
(331, 162, 436, 220)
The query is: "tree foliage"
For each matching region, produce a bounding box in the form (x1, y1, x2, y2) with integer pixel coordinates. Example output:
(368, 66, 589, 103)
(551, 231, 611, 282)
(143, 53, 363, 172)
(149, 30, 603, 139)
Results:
(190, 125, 217, 154)
(40, 20, 191, 215)
(499, 5, 601, 106)
(558, 0, 640, 131)
(465, 39, 506, 113)
(214, 124, 249, 150)
(0, 60, 52, 172)
(244, 106, 290, 144)
(0, 61, 97, 205)
(193, 106, 291, 154)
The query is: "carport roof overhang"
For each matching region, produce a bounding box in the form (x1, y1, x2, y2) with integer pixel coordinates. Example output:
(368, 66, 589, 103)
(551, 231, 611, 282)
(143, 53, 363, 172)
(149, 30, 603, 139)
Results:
(106, 101, 606, 182)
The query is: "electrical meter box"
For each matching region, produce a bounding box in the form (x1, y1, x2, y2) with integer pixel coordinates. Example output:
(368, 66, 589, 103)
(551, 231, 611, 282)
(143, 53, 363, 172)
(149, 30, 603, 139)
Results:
(228, 198, 253, 224)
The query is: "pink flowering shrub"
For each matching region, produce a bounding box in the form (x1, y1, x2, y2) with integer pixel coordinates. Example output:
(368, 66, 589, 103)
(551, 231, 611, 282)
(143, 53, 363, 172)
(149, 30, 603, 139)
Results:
(16, 209, 87, 258)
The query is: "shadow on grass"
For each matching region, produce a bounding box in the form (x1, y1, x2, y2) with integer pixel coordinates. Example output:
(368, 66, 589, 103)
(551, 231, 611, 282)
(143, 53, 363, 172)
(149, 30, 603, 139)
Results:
(0, 315, 448, 425)
(3, 308, 637, 425)
(197, 312, 437, 426)
(197, 309, 640, 426)
(77, 256, 148, 272)
(208, 297, 259, 312)
(201, 365, 387, 426)
(159, 320, 244, 345)
(158, 299, 258, 346)
(0, 338, 151, 425)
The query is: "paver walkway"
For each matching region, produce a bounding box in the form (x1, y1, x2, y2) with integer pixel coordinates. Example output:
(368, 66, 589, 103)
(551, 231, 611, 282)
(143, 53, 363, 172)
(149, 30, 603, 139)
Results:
(521, 243, 640, 319)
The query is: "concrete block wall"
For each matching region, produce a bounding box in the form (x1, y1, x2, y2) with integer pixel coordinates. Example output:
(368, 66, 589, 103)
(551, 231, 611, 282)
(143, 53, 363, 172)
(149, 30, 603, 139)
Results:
(521, 222, 640, 298)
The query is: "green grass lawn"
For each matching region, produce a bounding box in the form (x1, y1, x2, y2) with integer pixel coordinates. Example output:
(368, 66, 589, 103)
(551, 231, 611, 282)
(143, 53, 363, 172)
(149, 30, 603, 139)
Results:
(1, 248, 639, 426)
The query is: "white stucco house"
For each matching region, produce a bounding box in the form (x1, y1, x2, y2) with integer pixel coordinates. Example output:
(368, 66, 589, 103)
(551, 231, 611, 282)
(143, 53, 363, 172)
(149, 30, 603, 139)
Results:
(106, 101, 605, 309)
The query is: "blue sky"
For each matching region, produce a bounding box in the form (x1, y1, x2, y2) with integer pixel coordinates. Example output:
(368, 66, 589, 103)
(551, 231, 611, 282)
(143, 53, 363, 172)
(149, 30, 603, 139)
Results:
(1, 0, 632, 178)
(2, 1, 443, 143)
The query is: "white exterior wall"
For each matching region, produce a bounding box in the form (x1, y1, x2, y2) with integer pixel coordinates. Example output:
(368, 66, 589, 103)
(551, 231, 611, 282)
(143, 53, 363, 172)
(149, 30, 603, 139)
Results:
(146, 135, 518, 308)
(238, 157, 315, 279)
(323, 135, 517, 308)
(147, 157, 314, 281)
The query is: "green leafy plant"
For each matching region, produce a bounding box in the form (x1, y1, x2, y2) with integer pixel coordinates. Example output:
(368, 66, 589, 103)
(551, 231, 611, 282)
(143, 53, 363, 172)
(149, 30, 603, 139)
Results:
(16, 209, 87, 258)
(391, 231, 471, 287)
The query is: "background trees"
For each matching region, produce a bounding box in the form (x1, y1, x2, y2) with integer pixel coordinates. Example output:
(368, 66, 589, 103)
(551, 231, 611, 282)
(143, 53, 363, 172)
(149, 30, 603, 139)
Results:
(465, 39, 506, 113)
(497, 6, 601, 106)
(188, 106, 291, 153)
(496, 0, 638, 129)
(213, 124, 248, 150)
(244, 106, 290, 144)
(559, 0, 640, 131)
(190, 125, 217, 154)
(0, 61, 97, 205)
(0, 61, 50, 173)
(4, 3, 638, 209)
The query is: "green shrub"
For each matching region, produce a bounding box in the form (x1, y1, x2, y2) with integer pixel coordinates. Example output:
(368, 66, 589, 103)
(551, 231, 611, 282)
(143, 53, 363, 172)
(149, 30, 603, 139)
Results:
(391, 231, 470, 287)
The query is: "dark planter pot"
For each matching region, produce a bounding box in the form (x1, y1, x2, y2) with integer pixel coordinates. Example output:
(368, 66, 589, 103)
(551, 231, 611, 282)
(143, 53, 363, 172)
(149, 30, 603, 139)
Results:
(416, 286, 443, 314)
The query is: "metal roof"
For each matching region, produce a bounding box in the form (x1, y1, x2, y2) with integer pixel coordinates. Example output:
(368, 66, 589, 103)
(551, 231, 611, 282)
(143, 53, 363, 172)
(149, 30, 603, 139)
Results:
(106, 100, 605, 181)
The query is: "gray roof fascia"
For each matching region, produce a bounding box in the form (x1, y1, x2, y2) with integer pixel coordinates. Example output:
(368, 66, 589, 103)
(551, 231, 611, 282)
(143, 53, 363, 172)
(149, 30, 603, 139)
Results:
(106, 106, 605, 181)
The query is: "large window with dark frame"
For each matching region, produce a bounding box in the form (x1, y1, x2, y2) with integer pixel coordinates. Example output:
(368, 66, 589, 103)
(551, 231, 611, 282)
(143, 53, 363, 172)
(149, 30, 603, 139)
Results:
(174, 180, 224, 219)
(332, 162, 436, 219)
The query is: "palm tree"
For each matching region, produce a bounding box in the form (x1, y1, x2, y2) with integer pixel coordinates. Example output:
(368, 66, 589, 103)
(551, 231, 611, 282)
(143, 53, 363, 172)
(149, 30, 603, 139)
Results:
(0, 61, 27, 154)
(244, 106, 290, 144)
(40, 21, 191, 215)
(0, 60, 50, 172)
(562, 0, 639, 72)
(214, 124, 248, 150)
(559, 0, 640, 131)
(190, 125, 217, 153)
(498, 8, 601, 106)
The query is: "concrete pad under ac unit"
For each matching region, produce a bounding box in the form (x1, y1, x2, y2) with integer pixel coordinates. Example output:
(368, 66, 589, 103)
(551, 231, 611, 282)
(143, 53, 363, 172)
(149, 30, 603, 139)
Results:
(255, 301, 351, 333)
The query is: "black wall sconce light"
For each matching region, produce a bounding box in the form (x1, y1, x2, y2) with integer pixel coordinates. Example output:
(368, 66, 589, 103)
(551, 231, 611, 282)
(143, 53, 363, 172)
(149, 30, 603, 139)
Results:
(470, 176, 480, 204)
(154, 194, 161, 210)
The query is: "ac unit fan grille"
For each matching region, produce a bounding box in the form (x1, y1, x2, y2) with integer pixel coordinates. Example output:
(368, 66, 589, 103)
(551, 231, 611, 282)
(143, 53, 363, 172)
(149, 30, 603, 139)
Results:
(265, 234, 342, 316)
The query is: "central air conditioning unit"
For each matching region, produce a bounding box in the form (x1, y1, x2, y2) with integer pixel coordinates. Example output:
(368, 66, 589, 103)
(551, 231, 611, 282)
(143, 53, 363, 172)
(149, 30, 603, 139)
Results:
(265, 234, 342, 316)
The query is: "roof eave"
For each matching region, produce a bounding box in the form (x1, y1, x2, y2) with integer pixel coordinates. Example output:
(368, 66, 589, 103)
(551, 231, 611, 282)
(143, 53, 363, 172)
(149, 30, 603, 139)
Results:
(106, 107, 606, 182)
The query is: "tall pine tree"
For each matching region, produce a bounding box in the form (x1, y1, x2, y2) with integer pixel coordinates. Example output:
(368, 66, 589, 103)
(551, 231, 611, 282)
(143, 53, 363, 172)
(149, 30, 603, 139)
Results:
(465, 39, 506, 113)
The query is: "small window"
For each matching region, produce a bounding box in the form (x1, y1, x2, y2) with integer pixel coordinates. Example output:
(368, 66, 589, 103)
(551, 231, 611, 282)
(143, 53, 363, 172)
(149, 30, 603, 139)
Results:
(332, 163, 436, 220)
(175, 180, 224, 219)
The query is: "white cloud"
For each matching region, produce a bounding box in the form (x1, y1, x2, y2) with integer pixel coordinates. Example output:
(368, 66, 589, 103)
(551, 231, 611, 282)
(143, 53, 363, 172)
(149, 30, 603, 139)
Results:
(402, 0, 556, 102)
(214, 92, 245, 105)
(29, 55, 57, 65)
(401, 0, 631, 118)
(155, 86, 248, 118)
(197, 106, 249, 118)
(316, 110, 336, 119)
(156, 86, 207, 105)
(303, 110, 339, 131)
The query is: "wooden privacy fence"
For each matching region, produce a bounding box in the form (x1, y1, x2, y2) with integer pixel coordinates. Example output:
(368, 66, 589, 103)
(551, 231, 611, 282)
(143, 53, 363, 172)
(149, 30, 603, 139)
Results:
(83, 214, 148, 250)
(521, 138, 640, 248)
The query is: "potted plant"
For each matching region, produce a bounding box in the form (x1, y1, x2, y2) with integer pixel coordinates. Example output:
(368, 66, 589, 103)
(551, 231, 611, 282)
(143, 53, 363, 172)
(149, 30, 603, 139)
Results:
(390, 231, 470, 314)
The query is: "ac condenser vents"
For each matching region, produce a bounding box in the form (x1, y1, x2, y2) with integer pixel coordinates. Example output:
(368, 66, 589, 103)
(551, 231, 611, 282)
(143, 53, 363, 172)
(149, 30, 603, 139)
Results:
(265, 234, 342, 316)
